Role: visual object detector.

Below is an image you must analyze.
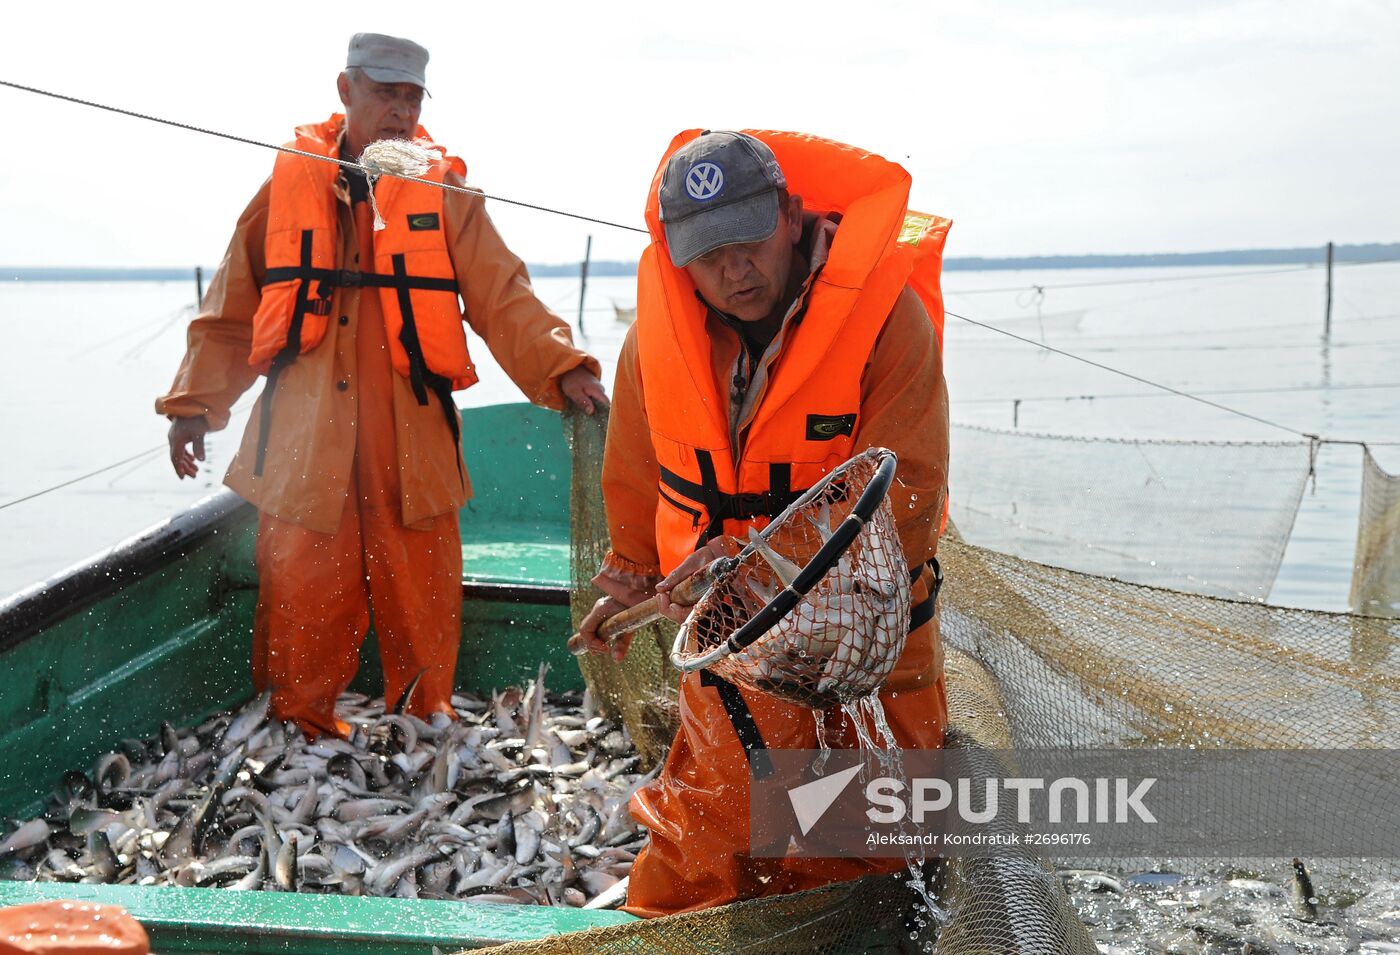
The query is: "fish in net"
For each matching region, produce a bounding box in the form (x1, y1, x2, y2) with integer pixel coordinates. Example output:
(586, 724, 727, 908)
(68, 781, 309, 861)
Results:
(668, 447, 911, 710)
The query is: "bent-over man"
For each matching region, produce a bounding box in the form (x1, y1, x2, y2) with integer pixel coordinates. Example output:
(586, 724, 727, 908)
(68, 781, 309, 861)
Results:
(574, 129, 950, 915)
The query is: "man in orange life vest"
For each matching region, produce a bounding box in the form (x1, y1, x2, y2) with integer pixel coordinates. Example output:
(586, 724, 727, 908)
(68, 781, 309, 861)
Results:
(157, 33, 608, 739)
(572, 130, 952, 916)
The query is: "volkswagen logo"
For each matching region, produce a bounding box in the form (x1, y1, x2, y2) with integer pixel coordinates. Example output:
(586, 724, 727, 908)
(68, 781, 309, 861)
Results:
(685, 162, 724, 201)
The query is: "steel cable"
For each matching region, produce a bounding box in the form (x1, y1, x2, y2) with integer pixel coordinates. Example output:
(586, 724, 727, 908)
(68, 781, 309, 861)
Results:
(0, 78, 648, 235)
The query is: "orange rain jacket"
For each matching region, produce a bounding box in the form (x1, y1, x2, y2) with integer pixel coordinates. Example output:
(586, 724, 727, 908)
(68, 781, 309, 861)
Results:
(157, 115, 599, 534)
(596, 129, 952, 916)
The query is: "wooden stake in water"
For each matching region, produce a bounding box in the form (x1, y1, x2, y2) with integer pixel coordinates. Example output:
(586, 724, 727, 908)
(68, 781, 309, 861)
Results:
(578, 235, 592, 335)
(195, 266, 204, 308)
(1324, 241, 1334, 338)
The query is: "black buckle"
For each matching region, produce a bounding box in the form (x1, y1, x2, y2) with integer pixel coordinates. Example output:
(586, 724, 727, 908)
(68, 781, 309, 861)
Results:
(336, 269, 363, 288)
(721, 492, 773, 521)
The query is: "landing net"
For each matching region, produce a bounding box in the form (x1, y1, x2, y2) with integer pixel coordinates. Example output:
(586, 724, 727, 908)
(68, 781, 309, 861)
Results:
(672, 448, 911, 710)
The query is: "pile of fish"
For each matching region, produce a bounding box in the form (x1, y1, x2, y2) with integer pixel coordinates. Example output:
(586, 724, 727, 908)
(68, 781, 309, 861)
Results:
(1064, 862, 1400, 953)
(0, 666, 650, 906)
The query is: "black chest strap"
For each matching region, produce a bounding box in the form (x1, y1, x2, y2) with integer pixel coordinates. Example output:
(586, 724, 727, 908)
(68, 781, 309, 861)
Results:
(254, 230, 463, 484)
(660, 452, 806, 545)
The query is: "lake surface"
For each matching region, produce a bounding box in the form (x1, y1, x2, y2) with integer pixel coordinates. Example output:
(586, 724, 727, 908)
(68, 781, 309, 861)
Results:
(1, 261, 1397, 608)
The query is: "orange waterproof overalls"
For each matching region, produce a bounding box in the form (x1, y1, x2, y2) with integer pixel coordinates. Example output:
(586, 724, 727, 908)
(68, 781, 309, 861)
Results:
(249, 118, 473, 736)
(624, 130, 952, 916)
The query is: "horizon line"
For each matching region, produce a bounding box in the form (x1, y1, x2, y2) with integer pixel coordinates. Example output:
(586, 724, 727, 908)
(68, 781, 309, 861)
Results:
(5, 240, 1398, 279)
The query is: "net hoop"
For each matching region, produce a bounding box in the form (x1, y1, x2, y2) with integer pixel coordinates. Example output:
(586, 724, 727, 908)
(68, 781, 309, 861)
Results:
(669, 448, 900, 674)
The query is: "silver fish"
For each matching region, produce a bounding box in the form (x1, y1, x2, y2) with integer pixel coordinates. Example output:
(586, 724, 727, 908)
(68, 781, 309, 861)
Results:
(0, 819, 51, 856)
(13, 676, 647, 907)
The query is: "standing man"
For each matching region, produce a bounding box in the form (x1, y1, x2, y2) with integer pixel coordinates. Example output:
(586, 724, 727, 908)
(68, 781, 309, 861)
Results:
(573, 130, 952, 916)
(158, 33, 608, 739)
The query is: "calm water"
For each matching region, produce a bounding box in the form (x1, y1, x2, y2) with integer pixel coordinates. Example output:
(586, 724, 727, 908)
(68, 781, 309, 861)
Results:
(1, 262, 1397, 607)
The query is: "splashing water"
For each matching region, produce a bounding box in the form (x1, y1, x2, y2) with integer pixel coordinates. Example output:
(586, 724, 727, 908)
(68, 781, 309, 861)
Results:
(840, 695, 947, 942)
(812, 710, 833, 775)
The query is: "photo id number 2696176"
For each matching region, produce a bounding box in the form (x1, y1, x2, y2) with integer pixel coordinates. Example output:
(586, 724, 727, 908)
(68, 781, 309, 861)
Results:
(1025, 832, 1093, 847)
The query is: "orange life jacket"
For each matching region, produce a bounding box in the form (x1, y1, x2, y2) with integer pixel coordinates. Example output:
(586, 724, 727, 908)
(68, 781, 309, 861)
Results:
(246, 114, 477, 474)
(636, 129, 951, 575)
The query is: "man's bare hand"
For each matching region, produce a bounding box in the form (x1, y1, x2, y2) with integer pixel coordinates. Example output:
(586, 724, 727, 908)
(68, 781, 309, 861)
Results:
(656, 535, 743, 623)
(560, 367, 610, 415)
(168, 416, 210, 480)
(570, 595, 634, 661)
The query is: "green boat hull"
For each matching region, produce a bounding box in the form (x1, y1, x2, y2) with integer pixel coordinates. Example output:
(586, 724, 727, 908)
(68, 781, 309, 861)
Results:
(0, 402, 634, 950)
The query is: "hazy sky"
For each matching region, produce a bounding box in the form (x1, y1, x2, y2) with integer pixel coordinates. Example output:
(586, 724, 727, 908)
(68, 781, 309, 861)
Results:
(1, 1, 1396, 268)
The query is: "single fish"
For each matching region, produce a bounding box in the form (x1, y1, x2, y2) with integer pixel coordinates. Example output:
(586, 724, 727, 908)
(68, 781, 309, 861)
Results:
(160, 781, 226, 864)
(195, 854, 260, 887)
(159, 722, 181, 757)
(747, 527, 802, 587)
(84, 831, 121, 881)
(583, 875, 629, 910)
(365, 845, 439, 897)
(0, 819, 51, 856)
(93, 753, 132, 796)
(68, 807, 123, 837)
(335, 797, 412, 822)
(514, 822, 541, 866)
(566, 803, 602, 848)
(1290, 857, 1319, 921)
(522, 663, 549, 750)
(274, 832, 299, 892)
(227, 839, 266, 891)
(221, 691, 271, 751)
(392, 670, 428, 716)
(326, 753, 369, 791)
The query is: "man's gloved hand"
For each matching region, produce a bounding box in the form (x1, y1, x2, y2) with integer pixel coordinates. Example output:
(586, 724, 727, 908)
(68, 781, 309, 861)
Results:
(168, 415, 211, 479)
(559, 366, 610, 415)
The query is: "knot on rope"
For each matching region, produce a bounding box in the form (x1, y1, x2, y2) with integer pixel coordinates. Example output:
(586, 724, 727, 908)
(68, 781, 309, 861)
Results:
(357, 139, 440, 231)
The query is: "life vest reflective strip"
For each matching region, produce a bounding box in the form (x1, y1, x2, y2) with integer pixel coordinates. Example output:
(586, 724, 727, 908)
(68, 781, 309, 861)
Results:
(247, 114, 477, 476)
(637, 128, 951, 574)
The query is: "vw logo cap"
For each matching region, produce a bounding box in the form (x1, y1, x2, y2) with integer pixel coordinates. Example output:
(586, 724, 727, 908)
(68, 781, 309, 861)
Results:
(658, 131, 788, 268)
(347, 33, 431, 94)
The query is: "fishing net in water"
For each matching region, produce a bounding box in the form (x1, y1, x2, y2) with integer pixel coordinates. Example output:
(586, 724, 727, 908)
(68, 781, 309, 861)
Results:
(670, 448, 910, 710)
(1351, 446, 1400, 619)
(947, 425, 1315, 601)
(935, 529, 1399, 751)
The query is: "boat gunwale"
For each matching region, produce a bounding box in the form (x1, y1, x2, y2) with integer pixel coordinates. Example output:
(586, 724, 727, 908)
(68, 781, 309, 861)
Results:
(0, 489, 249, 653)
(0, 488, 570, 655)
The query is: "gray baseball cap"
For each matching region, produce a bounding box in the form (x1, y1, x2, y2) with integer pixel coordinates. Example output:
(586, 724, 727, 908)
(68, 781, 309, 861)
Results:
(347, 33, 430, 94)
(658, 131, 787, 267)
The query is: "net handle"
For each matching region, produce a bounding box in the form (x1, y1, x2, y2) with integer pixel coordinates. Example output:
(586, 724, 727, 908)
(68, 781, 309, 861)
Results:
(669, 448, 899, 672)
